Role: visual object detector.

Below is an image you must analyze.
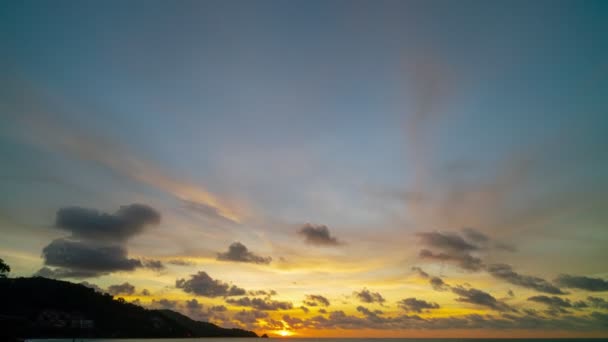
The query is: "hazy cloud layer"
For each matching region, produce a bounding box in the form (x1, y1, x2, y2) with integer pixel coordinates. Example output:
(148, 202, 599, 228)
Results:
(217, 242, 272, 265)
(175, 271, 246, 297)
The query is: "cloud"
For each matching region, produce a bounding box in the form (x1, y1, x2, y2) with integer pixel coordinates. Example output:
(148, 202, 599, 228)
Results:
(248, 289, 277, 297)
(587, 296, 608, 310)
(430, 276, 449, 291)
(175, 271, 246, 297)
(233, 309, 268, 324)
(528, 295, 572, 308)
(397, 298, 440, 313)
(217, 242, 272, 265)
(298, 224, 340, 246)
(143, 259, 165, 271)
(167, 259, 196, 266)
(419, 249, 484, 271)
(487, 264, 565, 295)
(303, 294, 330, 307)
(55, 204, 160, 243)
(353, 288, 386, 305)
(418, 231, 479, 252)
(150, 298, 178, 310)
(461, 227, 490, 244)
(451, 286, 514, 312)
(411, 266, 429, 278)
(107, 282, 136, 296)
(186, 298, 203, 310)
(300, 306, 309, 313)
(39, 204, 162, 278)
(41, 239, 143, 277)
(226, 296, 293, 311)
(555, 274, 608, 292)
(80, 281, 105, 293)
(141, 289, 151, 296)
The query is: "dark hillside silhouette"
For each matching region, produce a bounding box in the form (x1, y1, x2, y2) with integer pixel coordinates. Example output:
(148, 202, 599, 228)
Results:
(0, 276, 257, 339)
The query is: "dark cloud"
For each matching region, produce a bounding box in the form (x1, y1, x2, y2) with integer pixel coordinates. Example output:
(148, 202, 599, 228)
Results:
(217, 242, 272, 265)
(34, 266, 99, 279)
(354, 288, 386, 305)
(248, 289, 277, 297)
(587, 296, 608, 310)
(411, 266, 429, 278)
(528, 295, 572, 308)
(150, 298, 178, 310)
(430, 276, 449, 291)
(508, 289, 515, 297)
(233, 309, 268, 324)
(298, 224, 340, 246)
(397, 298, 440, 313)
(226, 296, 293, 311)
(300, 306, 309, 313)
(55, 204, 160, 243)
(80, 281, 105, 293)
(494, 241, 517, 252)
(452, 286, 514, 312)
(41, 239, 143, 277)
(417, 231, 478, 252)
(175, 271, 246, 297)
(186, 298, 203, 310)
(107, 282, 136, 296)
(555, 274, 608, 292)
(487, 264, 565, 295)
(419, 249, 484, 271)
(40, 204, 161, 278)
(143, 259, 165, 271)
(141, 289, 151, 296)
(318, 308, 328, 314)
(304, 294, 330, 307)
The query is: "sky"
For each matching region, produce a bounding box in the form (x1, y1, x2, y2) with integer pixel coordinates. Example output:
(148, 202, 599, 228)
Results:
(1, 0, 608, 338)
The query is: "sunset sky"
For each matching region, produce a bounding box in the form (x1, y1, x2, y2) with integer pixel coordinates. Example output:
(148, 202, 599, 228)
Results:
(1, 0, 608, 338)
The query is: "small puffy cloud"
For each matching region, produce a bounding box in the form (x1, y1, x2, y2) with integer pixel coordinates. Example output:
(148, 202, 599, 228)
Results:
(186, 298, 203, 310)
(175, 271, 246, 297)
(430, 277, 449, 291)
(452, 286, 513, 312)
(150, 298, 178, 310)
(298, 224, 340, 246)
(55, 204, 160, 243)
(248, 289, 277, 297)
(107, 282, 136, 296)
(141, 289, 151, 296)
(354, 288, 386, 305)
(226, 297, 293, 311)
(461, 227, 489, 244)
(397, 298, 440, 313)
(143, 259, 165, 271)
(300, 306, 309, 313)
(487, 264, 565, 294)
(555, 274, 608, 292)
(304, 294, 330, 307)
(217, 242, 272, 265)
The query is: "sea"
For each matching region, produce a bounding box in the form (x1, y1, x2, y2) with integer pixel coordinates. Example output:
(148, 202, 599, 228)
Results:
(28, 339, 608, 342)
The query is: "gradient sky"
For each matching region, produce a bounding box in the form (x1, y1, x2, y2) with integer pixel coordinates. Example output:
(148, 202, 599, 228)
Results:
(1, 0, 608, 338)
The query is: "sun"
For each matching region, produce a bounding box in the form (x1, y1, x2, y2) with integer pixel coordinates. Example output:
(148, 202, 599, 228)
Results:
(277, 330, 293, 337)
